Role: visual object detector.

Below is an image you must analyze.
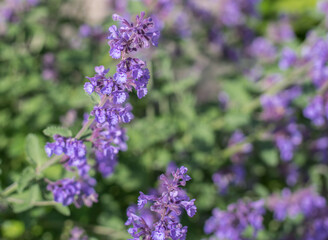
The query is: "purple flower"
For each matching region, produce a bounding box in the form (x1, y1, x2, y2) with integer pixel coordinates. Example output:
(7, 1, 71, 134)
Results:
(47, 176, 98, 207)
(107, 12, 160, 58)
(279, 47, 297, 70)
(45, 12, 159, 209)
(42, 53, 57, 81)
(248, 37, 276, 61)
(268, 188, 326, 221)
(304, 95, 327, 126)
(181, 199, 197, 217)
(45, 135, 89, 176)
(213, 164, 245, 194)
(79, 24, 92, 38)
(91, 124, 128, 178)
(302, 37, 328, 87)
(69, 227, 88, 240)
(79, 24, 105, 42)
(218, 91, 230, 110)
(261, 86, 301, 121)
(274, 122, 302, 161)
(126, 166, 196, 239)
(205, 199, 265, 240)
(228, 130, 252, 163)
(219, 1, 244, 27)
(267, 18, 295, 43)
(312, 137, 328, 162)
(84, 82, 94, 95)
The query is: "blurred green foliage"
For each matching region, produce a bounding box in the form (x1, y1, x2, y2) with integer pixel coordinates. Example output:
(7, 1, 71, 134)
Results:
(0, 0, 326, 239)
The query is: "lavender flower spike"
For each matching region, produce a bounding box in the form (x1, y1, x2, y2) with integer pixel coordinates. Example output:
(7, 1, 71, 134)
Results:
(205, 199, 265, 240)
(126, 166, 197, 240)
(108, 11, 160, 59)
(45, 12, 160, 208)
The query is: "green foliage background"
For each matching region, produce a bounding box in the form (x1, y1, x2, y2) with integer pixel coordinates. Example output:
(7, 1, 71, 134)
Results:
(0, 0, 325, 239)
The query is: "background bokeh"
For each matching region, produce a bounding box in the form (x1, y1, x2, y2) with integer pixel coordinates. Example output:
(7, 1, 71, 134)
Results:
(1, 0, 327, 239)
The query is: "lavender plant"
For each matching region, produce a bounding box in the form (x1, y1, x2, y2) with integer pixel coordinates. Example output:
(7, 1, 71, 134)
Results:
(45, 12, 160, 207)
(125, 166, 197, 239)
(204, 199, 265, 240)
(1, 11, 160, 212)
(3, 0, 328, 239)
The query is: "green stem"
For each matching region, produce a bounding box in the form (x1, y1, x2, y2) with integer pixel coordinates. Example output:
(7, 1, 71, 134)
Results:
(33, 201, 58, 206)
(6, 197, 24, 204)
(1, 182, 18, 197)
(319, 80, 328, 95)
(86, 224, 130, 239)
(36, 154, 62, 175)
(6, 198, 59, 206)
(75, 96, 108, 139)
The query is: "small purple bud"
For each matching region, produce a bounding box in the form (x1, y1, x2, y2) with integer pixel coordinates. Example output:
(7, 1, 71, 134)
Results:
(84, 82, 94, 95)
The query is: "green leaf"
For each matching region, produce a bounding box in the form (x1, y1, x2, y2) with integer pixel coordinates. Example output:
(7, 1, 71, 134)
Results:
(11, 201, 33, 213)
(254, 184, 270, 197)
(43, 126, 72, 138)
(260, 149, 279, 167)
(224, 111, 250, 130)
(86, 92, 101, 105)
(11, 184, 41, 213)
(17, 167, 35, 193)
(54, 204, 71, 216)
(25, 134, 43, 166)
(2, 220, 25, 239)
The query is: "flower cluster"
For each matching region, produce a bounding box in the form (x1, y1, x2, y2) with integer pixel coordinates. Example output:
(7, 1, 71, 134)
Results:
(46, 177, 97, 207)
(267, 188, 326, 221)
(45, 12, 159, 207)
(79, 24, 104, 41)
(302, 34, 328, 86)
(90, 122, 128, 177)
(135, 0, 262, 60)
(211, 130, 250, 194)
(42, 53, 58, 81)
(260, 86, 301, 121)
(273, 122, 302, 162)
(228, 130, 253, 163)
(204, 199, 265, 240)
(107, 12, 160, 59)
(267, 18, 295, 44)
(125, 166, 197, 239)
(318, 0, 328, 28)
(268, 188, 328, 240)
(303, 211, 328, 240)
(248, 37, 276, 61)
(312, 137, 328, 163)
(304, 94, 328, 127)
(45, 135, 89, 176)
(69, 227, 88, 240)
(212, 164, 245, 194)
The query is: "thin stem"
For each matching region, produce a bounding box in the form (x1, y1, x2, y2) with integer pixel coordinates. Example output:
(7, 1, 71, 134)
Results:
(1, 182, 18, 197)
(33, 201, 58, 206)
(75, 96, 107, 139)
(319, 80, 328, 95)
(6, 198, 59, 206)
(86, 224, 130, 239)
(6, 197, 24, 204)
(37, 154, 62, 175)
